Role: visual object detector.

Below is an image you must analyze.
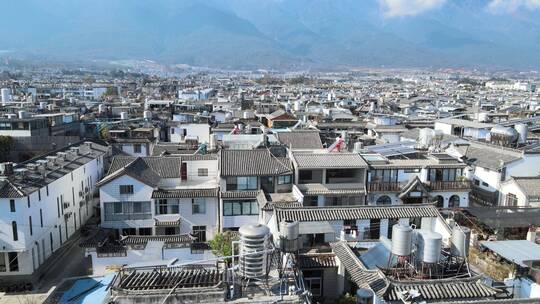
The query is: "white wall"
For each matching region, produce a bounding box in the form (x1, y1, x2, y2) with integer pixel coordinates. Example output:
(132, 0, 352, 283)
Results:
(0, 153, 105, 276)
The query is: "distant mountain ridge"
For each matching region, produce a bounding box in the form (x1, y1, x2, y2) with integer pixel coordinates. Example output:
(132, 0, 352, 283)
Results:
(1, 0, 539, 69)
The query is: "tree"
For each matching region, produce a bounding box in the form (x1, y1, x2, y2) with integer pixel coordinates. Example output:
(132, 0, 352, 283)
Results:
(0, 136, 13, 162)
(209, 231, 236, 258)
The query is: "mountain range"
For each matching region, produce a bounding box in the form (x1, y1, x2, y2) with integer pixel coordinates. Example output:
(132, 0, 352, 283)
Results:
(1, 0, 540, 70)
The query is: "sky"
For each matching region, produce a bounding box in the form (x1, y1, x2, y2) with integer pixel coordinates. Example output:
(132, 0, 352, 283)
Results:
(1, 0, 539, 69)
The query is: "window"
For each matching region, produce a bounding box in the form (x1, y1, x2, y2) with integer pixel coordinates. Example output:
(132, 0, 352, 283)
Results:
(376, 195, 392, 206)
(28, 216, 33, 236)
(38, 189, 41, 201)
(132, 201, 142, 213)
(27, 197, 30, 208)
(156, 199, 168, 214)
(198, 168, 208, 177)
(8, 252, 18, 272)
(226, 176, 257, 191)
(139, 228, 152, 235)
(57, 198, 60, 218)
(114, 202, 123, 214)
(277, 175, 292, 185)
(12, 221, 18, 241)
(303, 273, 322, 297)
(0, 253, 5, 272)
(192, 198, 206, 214)
(50, 232, 54, 252)
(133, 144, 142, 153)
(122, 228, 137, 236)
(299, 170, 313, 182)
(119, 185, 134, 195)
(474, 179, 480, 186)
(46, 185, 49, 196)
(482, 181, 489, 187)
(505, 193, 518, 207)
(9, 200, 15, 212)
(192, 226, 206, 242)
(223, 201, 259, 216)
(181, 163, 187, 181)
(449, 195, 461, 208)
(434, 195, 444, 208)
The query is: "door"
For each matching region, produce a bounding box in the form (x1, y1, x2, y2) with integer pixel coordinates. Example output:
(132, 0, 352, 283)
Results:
(261, 176, 275, 193)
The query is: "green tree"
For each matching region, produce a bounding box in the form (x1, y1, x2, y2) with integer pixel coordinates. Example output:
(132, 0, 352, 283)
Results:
(0, 136, 13, 162)
(209, 231, 235, 258)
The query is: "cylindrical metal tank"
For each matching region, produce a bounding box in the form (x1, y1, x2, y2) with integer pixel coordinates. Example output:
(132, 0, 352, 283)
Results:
(353, 141, 363, 153)
(280, 221, 299, 240)
(18, 110, 28, 119)
(294, 100, 302, 112)
(451, 226, 471, 257)
(120, 112, 128, 120)
(143, 110, 152, 120)
(478, 112, 489, 122)
(225, 112, 233, 121)
(515, 123, 528, 144)
(98, 104, 106, 113)
(391, 224, 413, 256)
(490, 125, 518, 143)
(417, 231, 442, 264)
(279, 221, 300, 252)
(239, 224, 270, 279)
(1, 88, 11, 104)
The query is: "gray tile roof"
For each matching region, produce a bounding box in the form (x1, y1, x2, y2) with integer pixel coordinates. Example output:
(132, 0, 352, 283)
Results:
(275, 131, 323, 149)
(385, 276, 499, 301)
(121, 234, 195, 246)
(512, 176, 540, 201)
(297, 254, 337, 269)
(275, 204, 440, 223)
(455, 142, 522, 170)
(221, 190, 260, 199)
(151, 188, 219, 199)
(297, 183, 365, 196)
(220, 149, 293, 176)
(330, 241, 388, 296)
(292, 152, 368, 169)
(0, 141, 108, 198)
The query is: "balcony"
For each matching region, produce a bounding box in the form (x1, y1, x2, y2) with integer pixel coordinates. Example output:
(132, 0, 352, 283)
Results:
(427, 180, 472, 191)
(368, 182, 402, 192)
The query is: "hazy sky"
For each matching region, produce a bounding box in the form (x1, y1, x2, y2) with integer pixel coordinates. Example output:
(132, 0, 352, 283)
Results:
(1, 0, 539, 69)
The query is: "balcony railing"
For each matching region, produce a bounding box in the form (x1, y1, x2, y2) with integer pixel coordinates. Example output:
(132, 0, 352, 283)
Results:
(368, 182, 402, 192)
(427, 180, 472, 191)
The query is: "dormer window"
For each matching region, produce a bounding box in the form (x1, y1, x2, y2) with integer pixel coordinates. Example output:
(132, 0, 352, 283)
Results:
(119, 185, 134, 195)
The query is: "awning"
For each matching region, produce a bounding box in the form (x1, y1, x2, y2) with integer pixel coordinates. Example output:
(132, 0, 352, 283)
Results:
(299, 221, 335, 235)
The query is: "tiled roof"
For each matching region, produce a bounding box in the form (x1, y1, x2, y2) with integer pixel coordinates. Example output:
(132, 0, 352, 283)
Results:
(221, 190, 260, 199)
(298, 254, 337, 269)
(151, 188, 219, 199)
(512, 176, 540, 201)
(121, 234, 195, 246)
(275, 131, 323, 149)
(0, 141, 108, 198)
(455, 142, 522, 170)
(297, 183, 365, 196)
(220, 149, 293, 176)
(107, 156, 183, 178)
(330, 241, 388, 297)
(385, 276, 499, 301)
(292, 152, 368, 169)
(275, 204, 440, 223)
